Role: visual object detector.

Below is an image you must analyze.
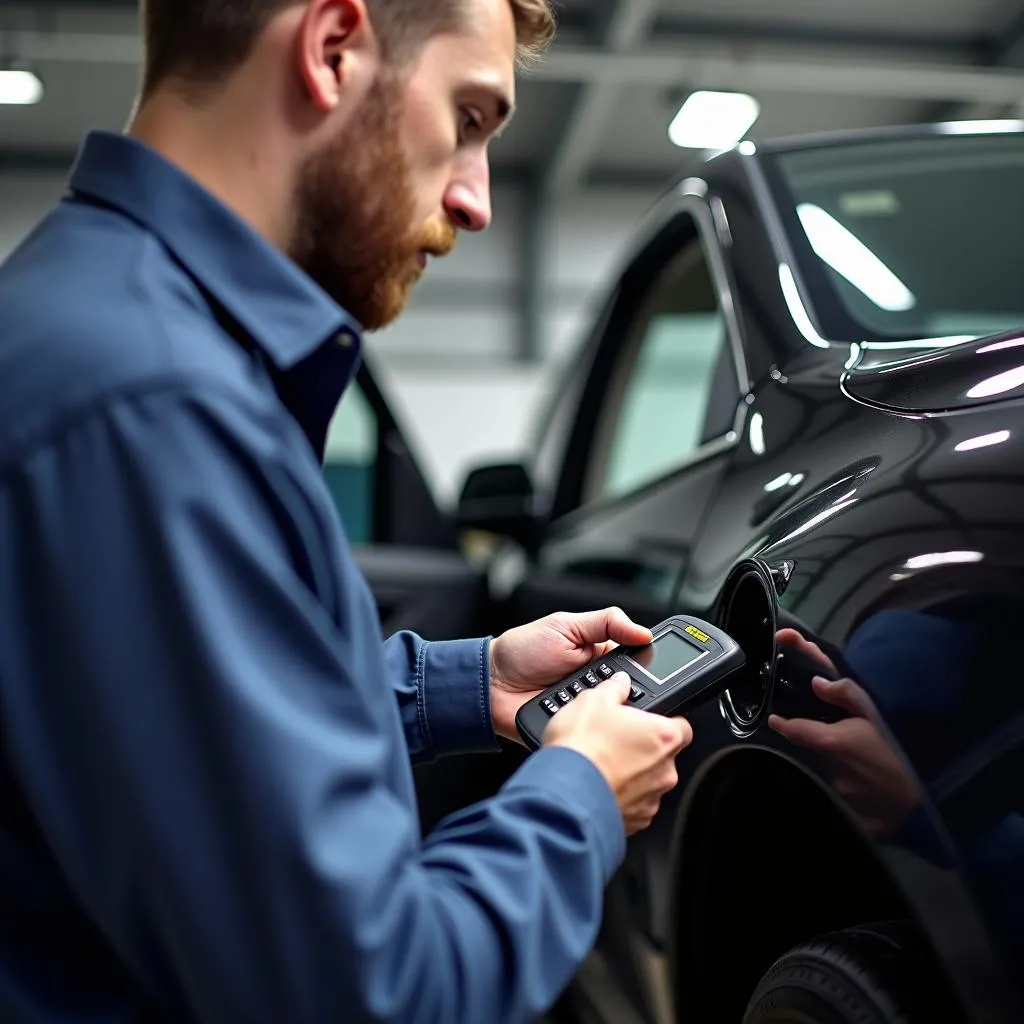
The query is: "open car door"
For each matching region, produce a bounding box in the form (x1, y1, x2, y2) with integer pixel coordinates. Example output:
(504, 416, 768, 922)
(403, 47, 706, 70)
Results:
(325, 362, 489, 642)
(326, 363, 504, 832)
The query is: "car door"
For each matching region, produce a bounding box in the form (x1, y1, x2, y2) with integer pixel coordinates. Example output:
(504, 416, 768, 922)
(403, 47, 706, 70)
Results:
(325, 362, 489, 643)
(499, 191, 751, 633)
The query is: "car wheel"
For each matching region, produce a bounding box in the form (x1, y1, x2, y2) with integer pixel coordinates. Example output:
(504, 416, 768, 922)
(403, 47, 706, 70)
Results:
(743, 922, 943, 1024)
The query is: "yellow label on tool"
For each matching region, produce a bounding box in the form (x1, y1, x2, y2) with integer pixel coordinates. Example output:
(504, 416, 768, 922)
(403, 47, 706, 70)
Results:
(685, 625, 710, 644)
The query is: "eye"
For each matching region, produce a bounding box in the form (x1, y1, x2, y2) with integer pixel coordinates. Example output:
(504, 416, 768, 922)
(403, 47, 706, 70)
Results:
(459, 108, 484, 141)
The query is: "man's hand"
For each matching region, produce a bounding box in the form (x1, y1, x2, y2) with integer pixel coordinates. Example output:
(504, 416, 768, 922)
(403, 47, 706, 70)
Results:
(489, 608, 653, 743)
(545, 676, 692, 835)
(769, 628, 919, 838)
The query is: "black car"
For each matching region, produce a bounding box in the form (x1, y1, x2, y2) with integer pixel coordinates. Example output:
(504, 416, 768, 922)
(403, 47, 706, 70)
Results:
(328, 122, 1024, 1023)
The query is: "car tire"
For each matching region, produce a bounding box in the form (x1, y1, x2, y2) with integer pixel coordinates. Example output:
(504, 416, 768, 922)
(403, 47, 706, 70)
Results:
(743, 921, 941, 1024)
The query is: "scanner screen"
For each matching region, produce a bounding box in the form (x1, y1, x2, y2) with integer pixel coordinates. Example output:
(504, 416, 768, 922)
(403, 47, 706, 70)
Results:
(627, 632, 705, 684)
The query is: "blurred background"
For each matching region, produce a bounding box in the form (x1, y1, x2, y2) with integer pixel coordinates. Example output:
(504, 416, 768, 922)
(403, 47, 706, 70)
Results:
(2, 0, 1024, 506)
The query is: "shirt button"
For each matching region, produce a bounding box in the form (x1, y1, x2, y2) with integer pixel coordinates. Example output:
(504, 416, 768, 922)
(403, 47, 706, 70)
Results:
(334, 328, 357, 349)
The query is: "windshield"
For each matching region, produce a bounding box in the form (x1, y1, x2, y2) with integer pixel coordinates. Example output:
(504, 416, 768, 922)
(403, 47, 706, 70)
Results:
(763, 131, 1024, 343)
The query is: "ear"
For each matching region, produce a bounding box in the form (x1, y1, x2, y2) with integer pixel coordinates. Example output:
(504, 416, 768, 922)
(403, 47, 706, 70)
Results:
(295, 0, 375, 112)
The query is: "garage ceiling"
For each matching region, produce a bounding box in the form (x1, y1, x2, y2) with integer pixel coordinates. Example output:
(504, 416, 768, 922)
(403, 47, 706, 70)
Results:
(1, 0, 1023, 192)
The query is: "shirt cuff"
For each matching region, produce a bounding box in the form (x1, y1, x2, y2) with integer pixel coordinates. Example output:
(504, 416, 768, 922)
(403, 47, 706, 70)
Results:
(420, 637, 500, 758)
(505, 746, 626, 881)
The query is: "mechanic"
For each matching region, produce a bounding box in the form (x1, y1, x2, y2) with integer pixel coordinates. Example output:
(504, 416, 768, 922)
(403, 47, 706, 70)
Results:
(0, 1, 694, 1022)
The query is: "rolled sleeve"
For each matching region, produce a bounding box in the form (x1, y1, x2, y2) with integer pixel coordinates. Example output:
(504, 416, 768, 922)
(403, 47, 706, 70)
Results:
(383, 633, 498, 762)
(420, 637, 498, 757)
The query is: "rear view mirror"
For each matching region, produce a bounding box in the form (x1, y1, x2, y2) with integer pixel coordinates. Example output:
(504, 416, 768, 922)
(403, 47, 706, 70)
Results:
(456, 462, 543, 549)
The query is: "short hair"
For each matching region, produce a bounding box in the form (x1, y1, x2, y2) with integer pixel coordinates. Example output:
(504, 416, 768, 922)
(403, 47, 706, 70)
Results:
(139, 0, 556, 97)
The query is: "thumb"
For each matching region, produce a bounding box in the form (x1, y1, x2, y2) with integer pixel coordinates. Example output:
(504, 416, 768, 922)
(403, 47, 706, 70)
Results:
(600, 672, 632, 704)
(812, 676, 875, 718)
(569, 607, 653, 648)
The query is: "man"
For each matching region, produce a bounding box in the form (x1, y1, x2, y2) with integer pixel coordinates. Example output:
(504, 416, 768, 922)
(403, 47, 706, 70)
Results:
(0, 0, 693, 1021)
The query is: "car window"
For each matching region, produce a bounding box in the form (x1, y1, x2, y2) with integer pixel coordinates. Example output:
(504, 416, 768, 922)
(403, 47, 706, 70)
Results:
(585, 222, 738, 504)
(323, 383, 377, 544)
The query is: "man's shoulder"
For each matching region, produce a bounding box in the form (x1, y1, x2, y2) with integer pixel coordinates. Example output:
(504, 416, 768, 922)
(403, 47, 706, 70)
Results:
(0, 200, 266, 460)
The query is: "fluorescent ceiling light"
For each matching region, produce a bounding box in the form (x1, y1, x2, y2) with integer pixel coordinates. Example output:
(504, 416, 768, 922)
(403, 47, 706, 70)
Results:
(903, 551, 983, 570)
(977, 337, 1024, 355)
(669, 91, 760, 150)
(778, 263, 830, 348)
(748, 412, 765, 455)
(764, 473, 793, 493)
(0, 69, 43, 106)
(938, 119, 1024, 135)
(797, 203, 916, 313)
(966, 365, 1024, 399)
(955, 430, 1010, 452)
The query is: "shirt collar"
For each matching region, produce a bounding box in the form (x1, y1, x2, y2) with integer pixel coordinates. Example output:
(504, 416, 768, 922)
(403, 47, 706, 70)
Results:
(67, 130, 363, 372)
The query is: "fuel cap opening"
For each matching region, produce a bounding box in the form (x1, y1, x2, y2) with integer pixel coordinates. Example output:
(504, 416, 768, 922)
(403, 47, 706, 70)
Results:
(717, 561, 778, 736)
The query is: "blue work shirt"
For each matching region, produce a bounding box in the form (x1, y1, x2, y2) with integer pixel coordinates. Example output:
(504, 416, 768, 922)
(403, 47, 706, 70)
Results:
(0, 131, 625, 1023)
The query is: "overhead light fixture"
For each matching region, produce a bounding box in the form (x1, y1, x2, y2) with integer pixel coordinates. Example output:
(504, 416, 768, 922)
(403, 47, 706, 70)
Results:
(797, 203, 916, 313)
(938, 119, 1024, 135)
(778, 263, 830, 348)
(764, 473, 793, 493)
(955, 430, 1010, 452)
(977, 337, 1024, 355)
(966, 365, 1024, 399)
(0, 68, 43, 106)
(903, 551, 984, 571)
(669, 91, 760, 150)
(748, 412, 766, 455)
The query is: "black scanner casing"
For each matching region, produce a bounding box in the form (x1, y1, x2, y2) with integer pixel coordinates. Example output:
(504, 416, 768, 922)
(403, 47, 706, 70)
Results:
(515, 615, 745, 751)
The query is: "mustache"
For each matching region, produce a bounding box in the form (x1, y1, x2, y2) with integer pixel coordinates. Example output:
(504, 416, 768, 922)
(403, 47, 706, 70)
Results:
(418, 220, 458, 257)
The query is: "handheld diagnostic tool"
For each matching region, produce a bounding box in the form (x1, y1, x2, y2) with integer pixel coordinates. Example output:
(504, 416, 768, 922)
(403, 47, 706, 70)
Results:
(515, 615, 746, 751)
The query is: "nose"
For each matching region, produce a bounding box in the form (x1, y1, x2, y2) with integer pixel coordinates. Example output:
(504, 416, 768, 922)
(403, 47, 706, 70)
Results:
(443, 154, 492, 232)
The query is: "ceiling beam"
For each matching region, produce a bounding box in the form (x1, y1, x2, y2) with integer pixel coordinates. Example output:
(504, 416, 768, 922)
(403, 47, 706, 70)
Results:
(533, 46, 1024, 105)
(539, 0, 659, 198)
(650, 14, 985, 57)
(9, 30, 1024, 106)
(938, 9, 1024, 121)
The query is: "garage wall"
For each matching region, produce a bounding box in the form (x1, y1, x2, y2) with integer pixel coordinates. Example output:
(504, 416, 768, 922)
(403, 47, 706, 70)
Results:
(0, 171, 659, 501)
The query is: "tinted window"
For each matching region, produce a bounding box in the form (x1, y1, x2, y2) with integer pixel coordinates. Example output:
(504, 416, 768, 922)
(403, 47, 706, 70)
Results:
(323, 384, 377, 544)
(768, 133, 1024, 341)
(585, 224, 737, 503)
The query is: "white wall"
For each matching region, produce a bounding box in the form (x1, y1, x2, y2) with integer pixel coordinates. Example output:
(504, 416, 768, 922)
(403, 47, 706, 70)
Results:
(0, 171, 658, 504)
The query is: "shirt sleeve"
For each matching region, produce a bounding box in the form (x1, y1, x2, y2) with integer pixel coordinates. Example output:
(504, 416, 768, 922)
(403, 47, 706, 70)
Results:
(2, 382, 626, 1024)
(383, 631, 500, 763)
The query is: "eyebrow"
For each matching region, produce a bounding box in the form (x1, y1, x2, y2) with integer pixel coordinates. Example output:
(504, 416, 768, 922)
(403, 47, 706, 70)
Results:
(462, 75, 515, 136)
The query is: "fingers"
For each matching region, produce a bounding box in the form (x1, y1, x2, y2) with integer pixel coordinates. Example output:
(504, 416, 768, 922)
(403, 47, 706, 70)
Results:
(768, 714, 835, 751)
(669, 715, 694, 753)
(596, 672, 631, 704)
(812, 676, 876, 719)
(775, 628, 838, 676)
(565, 607, 653, 649)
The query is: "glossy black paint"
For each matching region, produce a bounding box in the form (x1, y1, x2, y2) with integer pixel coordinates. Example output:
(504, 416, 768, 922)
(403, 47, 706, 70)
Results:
(491, 126, 1024, 1023)
(352, 123, 1024, 1022)
(845, 331, 1024, 413)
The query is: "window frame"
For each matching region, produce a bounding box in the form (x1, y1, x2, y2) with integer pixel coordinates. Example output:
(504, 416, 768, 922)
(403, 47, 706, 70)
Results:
(550, 192, 750, 519)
